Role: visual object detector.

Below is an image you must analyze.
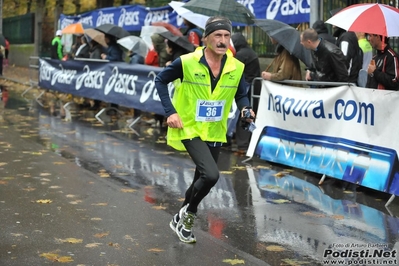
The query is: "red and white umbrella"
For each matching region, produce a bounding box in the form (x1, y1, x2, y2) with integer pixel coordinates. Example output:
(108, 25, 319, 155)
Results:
(325, 3, 399, 37)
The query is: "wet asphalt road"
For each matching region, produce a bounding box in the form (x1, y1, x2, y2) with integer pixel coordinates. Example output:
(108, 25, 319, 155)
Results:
(1, 84, 399, 266)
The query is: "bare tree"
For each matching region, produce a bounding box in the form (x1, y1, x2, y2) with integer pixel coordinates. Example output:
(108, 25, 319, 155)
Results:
(34, 0, 46, 56)
(54, 0, 64, 30)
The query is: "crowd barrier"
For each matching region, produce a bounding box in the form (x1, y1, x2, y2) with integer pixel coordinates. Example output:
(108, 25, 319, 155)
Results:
(246, 78, 399, 206)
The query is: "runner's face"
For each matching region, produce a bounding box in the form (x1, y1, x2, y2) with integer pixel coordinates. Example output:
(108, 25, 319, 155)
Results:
(204, 30, 231, 55)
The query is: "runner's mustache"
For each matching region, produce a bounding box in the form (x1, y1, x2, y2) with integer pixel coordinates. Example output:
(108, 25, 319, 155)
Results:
(216, 43, 227, 48)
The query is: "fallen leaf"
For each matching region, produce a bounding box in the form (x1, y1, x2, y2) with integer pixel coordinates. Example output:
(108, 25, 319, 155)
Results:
(65, 194, 77, 198)
(22, 187, 36, 191)
(121, 188, 136, 193)
(147, 248, 164, 252)
(91, 203, 108, 206)
(53, 162, 65, 165)
(40, 178, 51, 182)
(271, 199, 291, 204)
(36, 199, 52, 204)
(40, 173, 52, 176)
(94, 232, 109, 238)
(266, 245, 286, 252)
(256, 165, 271, 169)
(220, 171, 234, 174)
(69, 200, 83, 205)
(85, 243, 102, 248)
(274, 172, 287, 178)
(0, 162, 8, 166)
(231, 166, 246, 170)
(261, 184, 280, 190)
(301, 211, 326, 218)
(98, 173, 110, 178)
(331, 215, 344, 220)
(58, 238, 83, 244)
(222, 258, 245, 265)
(91, 217, 102, 221)
(152, 205, 166, 210)
(30, 151, 42, 155)
(281, 258, 311, 265)
(49, 186, 61, 189)
(0, 180, 8, 185)
(39, 252, 59, 261)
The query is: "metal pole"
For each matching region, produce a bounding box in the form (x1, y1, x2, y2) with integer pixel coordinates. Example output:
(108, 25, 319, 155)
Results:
(0, 0, 3, 34)
(310, 0, 320, 28)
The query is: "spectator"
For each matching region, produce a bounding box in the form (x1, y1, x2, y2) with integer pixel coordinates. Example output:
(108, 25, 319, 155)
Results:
(356, 32, 373, 71)
(300, 28, 349, 84)
(70, 35, 82, 59)
(145, 48, 159, 67)
(231, 32, 261, 154)
(75, 36, 90, 59)
(89, 40, 103, 59)
(0, 46, 4, 75)
(182, 19, 203, 47)
(261, 37, 302, 82)
(165, 39, 192, 66)
(333, 26, 363, 85)
(312, 20, 336, 44)
(4, 37, 9, 67)
(366, 34, 399, 91)
(51, 30, 63, 60)
(151, 33, 172, 68)
(101, 34, 123, 62)
(155, 16, 254, 244)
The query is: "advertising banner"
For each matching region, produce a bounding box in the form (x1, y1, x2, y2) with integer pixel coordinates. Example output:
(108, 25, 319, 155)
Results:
(59, 1, 310, 32)
(247, 81, 399, 196)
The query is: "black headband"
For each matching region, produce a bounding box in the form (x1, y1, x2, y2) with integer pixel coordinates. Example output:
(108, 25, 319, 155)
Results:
(204, 19, 232, 37)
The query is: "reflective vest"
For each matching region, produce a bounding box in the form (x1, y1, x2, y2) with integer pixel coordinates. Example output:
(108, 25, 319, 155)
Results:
(167, 47, 244, 151)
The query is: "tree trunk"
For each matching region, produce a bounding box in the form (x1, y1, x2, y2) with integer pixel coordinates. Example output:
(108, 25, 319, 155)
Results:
(34, 0, 46, 56)
(96, 0, 114, 8)
(27, 0, 33, 13)
(73, 0, 81, 14)
(54, 0, 64, 31)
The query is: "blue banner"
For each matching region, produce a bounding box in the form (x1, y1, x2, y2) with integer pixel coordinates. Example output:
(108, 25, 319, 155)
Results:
(59, 1, 310, 32)
(38, 58, 169, 115)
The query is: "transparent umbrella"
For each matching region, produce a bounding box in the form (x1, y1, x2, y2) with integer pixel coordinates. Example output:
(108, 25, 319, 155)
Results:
(117, 36, 149, 58)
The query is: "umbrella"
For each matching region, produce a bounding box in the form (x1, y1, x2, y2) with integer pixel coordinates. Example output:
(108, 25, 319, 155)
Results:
(158, 31, 195, 53)
(140, 26, 168, 50)
(117, 36, 149, 58)
(182, 0, 255, 25)
(325, 3, 399, 37)
(84, 28, 108, 48)
(254, 19, 312, 68)
(151, 21, 183, 36)
(62, 22, 92, 35)
(95, 24, 130, 39)
(169, 1, 209, 29)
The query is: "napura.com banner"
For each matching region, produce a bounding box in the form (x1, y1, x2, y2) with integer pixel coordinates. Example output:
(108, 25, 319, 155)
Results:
(247, 81, 399, 196)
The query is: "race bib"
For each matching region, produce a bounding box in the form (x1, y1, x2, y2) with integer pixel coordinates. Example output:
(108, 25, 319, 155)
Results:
(196, 99, 226, 122)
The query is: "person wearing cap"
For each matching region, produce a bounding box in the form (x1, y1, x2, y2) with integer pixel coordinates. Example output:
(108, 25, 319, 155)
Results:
(51, 30, 63, 60)
(155, 16, 255, 244)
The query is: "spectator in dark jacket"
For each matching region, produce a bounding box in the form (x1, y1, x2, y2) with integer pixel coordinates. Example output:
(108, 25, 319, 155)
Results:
(231, 32, 261, 153)
(75, 36, 90, 59)
(366, 34, 399, 90)
(301, 28, 349, 85)
(333, 27, 363, 85)
(312, 20, 336, 44)
(89, 40, 103, 59)
(101, 34, 123, 62)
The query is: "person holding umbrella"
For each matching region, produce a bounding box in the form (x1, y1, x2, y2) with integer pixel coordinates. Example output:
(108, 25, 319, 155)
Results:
(101, 34, 123, 62)
(366, 34, 399, 90)
(155, 16, 255, 244)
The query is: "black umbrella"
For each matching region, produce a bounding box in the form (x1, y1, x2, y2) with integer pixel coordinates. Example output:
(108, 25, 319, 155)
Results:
(254, 19, 312, 68)
(158, 31, 195, 53)
(0, 35, 6, 47)
(183, 0, 255, 25)
(95, 24, 130, 39)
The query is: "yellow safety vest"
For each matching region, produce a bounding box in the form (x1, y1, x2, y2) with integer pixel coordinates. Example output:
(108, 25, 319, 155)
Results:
(167, 47, 244, 151)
